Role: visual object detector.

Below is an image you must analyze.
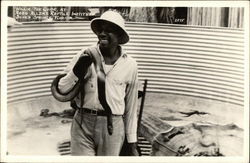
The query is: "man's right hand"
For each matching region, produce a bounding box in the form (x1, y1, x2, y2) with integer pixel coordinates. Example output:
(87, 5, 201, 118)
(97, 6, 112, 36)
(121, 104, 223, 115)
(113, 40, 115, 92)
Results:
(72, 52, 93, 79)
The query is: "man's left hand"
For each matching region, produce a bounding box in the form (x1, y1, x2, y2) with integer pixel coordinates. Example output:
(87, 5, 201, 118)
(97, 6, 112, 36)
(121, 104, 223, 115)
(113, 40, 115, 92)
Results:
(127, 143, 140, 156)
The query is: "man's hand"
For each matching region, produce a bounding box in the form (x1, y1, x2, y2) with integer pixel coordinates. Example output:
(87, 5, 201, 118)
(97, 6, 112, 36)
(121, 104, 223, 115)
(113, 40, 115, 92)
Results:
(72, 52, 93, 79)
(127, 143, 140, 156)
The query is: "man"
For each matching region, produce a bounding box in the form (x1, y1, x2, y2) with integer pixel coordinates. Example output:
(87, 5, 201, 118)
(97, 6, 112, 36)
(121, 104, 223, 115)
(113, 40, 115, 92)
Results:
(51, 10, 139, 156)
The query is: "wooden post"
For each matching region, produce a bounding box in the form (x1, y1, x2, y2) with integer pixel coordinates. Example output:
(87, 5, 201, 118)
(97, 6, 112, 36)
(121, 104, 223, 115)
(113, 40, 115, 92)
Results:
(66, 7, 71, 21)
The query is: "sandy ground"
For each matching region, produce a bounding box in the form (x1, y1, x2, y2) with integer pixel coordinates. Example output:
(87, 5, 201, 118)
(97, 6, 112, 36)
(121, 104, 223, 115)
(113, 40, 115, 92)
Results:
(7, 96, 72, 155)
(142, 93, 244, 128)
(7, 116, 71, 155)
(6, 93, 244, 156)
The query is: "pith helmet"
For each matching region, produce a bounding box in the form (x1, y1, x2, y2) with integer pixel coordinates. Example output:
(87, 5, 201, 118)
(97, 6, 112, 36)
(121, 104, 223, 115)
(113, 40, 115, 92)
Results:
(90, 10, 129, 44)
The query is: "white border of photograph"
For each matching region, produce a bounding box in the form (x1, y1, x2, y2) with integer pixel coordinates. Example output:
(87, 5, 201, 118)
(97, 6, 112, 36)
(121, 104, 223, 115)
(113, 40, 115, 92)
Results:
(1, 1, 249, 163)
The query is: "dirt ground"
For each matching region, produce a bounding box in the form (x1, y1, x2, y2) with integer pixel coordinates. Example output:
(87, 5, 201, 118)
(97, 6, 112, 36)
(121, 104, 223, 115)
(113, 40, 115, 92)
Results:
(7, 96, 72, 155)
(7, 116, 71, 155)
(6, 93, 244, 156)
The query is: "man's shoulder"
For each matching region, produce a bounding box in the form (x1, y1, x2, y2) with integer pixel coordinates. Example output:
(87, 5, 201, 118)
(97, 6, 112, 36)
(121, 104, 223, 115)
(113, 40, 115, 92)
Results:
(125, 55, 137, 67)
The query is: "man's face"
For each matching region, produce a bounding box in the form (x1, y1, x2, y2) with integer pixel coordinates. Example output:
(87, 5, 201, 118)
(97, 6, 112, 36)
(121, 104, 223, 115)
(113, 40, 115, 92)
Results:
(97, 22, 121, 48)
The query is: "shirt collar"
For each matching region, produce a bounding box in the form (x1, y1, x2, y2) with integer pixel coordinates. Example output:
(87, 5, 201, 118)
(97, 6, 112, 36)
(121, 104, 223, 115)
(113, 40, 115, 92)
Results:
(119, 46, 127, 58)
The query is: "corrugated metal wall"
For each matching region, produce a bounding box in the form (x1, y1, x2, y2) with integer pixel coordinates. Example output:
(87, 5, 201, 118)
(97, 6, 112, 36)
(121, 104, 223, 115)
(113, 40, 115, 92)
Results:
(7, 22, 244, 105)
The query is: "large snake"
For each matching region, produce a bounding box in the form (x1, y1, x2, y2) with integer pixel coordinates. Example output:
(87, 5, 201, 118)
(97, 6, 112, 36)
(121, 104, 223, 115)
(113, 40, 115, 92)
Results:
(51, 47, 113, 135)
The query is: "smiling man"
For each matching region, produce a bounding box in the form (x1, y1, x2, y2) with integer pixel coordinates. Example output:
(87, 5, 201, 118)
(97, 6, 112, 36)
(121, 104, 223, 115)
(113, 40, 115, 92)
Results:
(51, 10, 139, 156)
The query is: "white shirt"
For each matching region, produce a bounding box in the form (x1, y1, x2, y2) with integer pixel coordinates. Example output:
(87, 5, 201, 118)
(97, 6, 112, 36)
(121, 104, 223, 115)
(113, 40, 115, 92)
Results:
(58, 44, 139, 143)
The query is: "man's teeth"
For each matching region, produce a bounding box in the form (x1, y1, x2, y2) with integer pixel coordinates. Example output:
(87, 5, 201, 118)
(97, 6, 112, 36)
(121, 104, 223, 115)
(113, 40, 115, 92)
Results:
(100, 40, 108, 44)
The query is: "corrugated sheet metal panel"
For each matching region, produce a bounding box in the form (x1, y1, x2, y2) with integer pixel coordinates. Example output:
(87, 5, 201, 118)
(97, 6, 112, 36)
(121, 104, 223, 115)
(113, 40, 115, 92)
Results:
(7, 22, 244, 105)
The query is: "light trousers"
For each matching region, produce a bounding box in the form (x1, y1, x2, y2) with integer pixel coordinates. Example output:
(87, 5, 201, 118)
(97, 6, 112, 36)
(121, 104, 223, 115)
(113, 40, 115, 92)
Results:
(70, 110, 125, 156)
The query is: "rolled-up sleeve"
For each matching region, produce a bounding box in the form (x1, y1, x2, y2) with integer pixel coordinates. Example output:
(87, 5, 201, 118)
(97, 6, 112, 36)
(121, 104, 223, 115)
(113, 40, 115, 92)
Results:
(58, 70, 79, 94)
(124, 63, 139, 143)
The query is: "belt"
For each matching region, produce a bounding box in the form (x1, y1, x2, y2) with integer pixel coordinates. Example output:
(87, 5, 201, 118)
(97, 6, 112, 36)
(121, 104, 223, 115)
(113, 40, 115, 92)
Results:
(78, 108, 107, 116)
(78, 108, 123, 116)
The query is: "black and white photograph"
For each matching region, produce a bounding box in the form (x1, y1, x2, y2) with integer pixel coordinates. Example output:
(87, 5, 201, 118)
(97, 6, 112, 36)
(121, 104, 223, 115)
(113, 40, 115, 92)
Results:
(1, 1, 249, 163)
